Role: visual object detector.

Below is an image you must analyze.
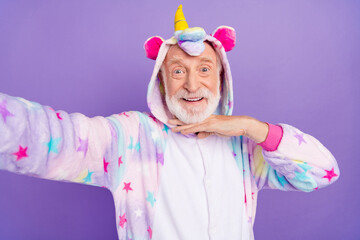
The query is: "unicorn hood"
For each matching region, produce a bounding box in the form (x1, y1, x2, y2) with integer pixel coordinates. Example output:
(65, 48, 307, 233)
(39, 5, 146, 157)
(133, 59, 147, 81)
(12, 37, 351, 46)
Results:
(144, 5, 236, 127)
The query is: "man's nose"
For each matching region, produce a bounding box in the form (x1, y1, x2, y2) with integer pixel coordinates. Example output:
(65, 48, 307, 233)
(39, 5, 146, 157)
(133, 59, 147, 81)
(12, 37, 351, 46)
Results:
(184, 72, 200, 92)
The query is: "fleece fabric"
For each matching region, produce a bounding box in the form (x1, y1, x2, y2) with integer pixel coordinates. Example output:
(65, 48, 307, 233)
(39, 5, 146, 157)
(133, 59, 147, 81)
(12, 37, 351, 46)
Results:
(0, 33, 340, 239)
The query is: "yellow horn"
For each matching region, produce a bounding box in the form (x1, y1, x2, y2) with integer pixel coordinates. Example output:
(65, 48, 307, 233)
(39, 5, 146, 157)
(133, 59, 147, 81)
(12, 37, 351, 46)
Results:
(174, 4, 189, 31)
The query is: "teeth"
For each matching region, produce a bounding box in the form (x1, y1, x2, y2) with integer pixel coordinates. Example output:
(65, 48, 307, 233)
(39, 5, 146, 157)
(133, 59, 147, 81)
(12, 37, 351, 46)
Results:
(184, 97, 203, 102)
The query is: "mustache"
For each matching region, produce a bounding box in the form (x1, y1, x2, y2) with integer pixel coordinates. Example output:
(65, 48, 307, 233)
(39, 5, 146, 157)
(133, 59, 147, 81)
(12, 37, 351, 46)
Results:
(173, 88, 214, 99)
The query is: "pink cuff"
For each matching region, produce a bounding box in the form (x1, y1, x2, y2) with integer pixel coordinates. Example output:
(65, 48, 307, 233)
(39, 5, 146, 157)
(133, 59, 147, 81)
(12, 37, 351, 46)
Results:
(257, 123, 284, 152)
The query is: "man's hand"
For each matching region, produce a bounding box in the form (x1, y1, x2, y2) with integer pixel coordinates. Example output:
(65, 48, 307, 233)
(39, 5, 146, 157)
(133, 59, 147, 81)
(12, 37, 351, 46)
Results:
(168, 115, 269, 143)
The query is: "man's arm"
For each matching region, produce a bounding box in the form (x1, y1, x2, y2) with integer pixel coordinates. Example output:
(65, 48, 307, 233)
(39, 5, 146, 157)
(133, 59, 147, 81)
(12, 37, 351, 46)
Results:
(169, 115, 340, 192)
(0, 92, 132, 192)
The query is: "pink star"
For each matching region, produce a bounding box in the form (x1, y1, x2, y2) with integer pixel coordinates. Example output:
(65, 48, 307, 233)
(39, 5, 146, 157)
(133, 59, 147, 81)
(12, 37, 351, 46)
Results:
(118, 156, 123, 167)
(252, 192, 254, 200)
(103, 157, 109, 173)
(12, 145, 28, 161)
(147, 226, 152, 239)
(56, 112, 63, 120)
(123, 182, 133, 193)
(149, 115, 157, 122)
(322, 167, 338, 182)
(0, 100, 14, 123)
(294, 132, 306, 146)
(119, 213, 127, 228)
(119, 112, 129, 117)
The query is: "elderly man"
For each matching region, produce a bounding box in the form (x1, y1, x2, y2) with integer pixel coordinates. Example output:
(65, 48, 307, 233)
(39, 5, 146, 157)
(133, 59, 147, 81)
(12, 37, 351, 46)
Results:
(0, 5, 339, 240)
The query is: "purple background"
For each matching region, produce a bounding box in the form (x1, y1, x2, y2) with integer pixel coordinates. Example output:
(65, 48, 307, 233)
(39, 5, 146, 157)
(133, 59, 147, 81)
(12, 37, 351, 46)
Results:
(0, 0, 358, 239)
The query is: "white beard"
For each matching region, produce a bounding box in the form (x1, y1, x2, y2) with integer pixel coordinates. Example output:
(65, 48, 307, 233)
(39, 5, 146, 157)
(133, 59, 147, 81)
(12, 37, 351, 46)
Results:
(165, 86, 221, 124)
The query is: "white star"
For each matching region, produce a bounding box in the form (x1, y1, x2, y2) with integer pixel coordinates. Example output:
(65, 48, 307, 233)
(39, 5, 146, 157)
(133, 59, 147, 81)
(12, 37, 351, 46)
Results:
(137, 162, 150, 177)
(134, 208, 143, 217)
(151, 131, 159, 141)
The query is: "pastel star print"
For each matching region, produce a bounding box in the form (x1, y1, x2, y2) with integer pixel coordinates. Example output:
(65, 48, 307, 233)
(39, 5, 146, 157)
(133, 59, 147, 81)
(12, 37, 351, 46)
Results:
(0, 100, 14, 122)
(322, 167, 338, 182)
(103, 157, 109, 173)
(119, 112, 129, 117)
(83, 170, 94, 183)
(119, 213, 127, 228)
(156, 152, 164, 165)
(12, 145, 28, 161)
(162, 124, 169, 134)
(294, 132, 306, 145)
(149, 115, 157, 122)
(134, 208, 142, 217)
(45, 137, 61, 154)
(147, 226, 153, 239)
(128, 137, 140, 152)
(146, 191, 156, 207)
(77, 137, 88, 156)
(56, 112, 62, 120)
(118, 156, 123, 166)
(274, 170, 289, 187)
(298, 162, 312, 173)
(123, 182, 133, 193)
(292, 169, 311, 181)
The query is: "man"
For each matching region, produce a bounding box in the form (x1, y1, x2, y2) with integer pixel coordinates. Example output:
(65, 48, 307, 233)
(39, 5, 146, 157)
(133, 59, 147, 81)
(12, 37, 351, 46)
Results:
(0, 5, 339, 240)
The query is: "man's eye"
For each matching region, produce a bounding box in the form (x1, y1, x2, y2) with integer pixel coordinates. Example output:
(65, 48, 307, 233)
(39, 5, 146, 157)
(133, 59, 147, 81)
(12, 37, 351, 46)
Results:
(174, 69, 183, 74)
(201, 67, 209, 72)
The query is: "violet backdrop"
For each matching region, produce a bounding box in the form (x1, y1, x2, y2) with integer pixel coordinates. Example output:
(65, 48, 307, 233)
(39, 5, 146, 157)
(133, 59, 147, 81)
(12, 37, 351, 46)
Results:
(0, 0, 358, 239)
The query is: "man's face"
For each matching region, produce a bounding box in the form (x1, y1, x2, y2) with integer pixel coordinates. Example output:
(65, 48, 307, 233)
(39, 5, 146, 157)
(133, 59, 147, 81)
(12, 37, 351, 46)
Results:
(159, 42, 221, 124)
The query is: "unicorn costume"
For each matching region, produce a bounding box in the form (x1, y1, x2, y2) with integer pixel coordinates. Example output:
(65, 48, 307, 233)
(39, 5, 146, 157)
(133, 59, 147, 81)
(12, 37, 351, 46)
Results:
(0, 5, 339, 240)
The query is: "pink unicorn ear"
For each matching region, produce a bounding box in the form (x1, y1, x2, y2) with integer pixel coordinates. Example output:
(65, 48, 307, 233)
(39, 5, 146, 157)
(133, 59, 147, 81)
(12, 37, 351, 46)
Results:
(212, 26, 236, 52)
(144, 36, 164, 60)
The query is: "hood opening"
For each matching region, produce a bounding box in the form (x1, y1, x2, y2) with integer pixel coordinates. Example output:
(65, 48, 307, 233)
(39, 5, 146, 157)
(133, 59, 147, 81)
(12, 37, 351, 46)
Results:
(146, 35, 234, 127)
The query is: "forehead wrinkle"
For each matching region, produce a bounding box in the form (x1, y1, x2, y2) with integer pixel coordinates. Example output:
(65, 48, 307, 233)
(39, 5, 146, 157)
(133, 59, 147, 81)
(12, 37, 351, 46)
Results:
(166, 56, 184, 67)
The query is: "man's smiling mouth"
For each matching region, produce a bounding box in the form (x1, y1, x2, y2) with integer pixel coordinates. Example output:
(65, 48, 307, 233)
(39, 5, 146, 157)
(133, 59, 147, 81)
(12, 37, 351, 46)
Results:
(182, 97, 204, 102)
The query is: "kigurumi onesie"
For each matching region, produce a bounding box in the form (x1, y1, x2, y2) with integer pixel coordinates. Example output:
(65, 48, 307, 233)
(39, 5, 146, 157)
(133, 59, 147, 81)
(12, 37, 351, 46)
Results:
(0, 5, 339, 240)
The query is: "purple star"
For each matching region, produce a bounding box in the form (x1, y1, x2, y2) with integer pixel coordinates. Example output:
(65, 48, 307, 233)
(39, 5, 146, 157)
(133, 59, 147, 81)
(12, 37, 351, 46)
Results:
(227, 100, 233, 109)
(232, 151, 237, 157)
(156, 152, 164, 165)
(77, 137, 89, 156)
(0, 100, 14, 123)
(294, 132, 306, 146)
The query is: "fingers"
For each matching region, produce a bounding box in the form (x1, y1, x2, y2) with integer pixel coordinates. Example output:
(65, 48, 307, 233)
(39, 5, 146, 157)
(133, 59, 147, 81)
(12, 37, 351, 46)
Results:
(173, 122, 210, 135)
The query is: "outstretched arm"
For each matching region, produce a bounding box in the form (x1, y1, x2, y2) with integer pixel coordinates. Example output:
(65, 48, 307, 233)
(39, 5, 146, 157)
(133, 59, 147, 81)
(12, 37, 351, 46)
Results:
(0, 92, 130, 190)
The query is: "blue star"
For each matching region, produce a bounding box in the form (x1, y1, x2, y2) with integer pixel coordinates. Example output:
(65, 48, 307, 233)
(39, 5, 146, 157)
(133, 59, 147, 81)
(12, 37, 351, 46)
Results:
(162, 124, 169, 134)
(292, 169, 311, 182)
(274, 170, 289, 187)
(298, 162, 312, 172)
(146, 191, 156, 207)
(128, 136, 140, 152)
(83, 170, 94, 183)
(127, 137, 134, 150)
(45, 137, 62, 154)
